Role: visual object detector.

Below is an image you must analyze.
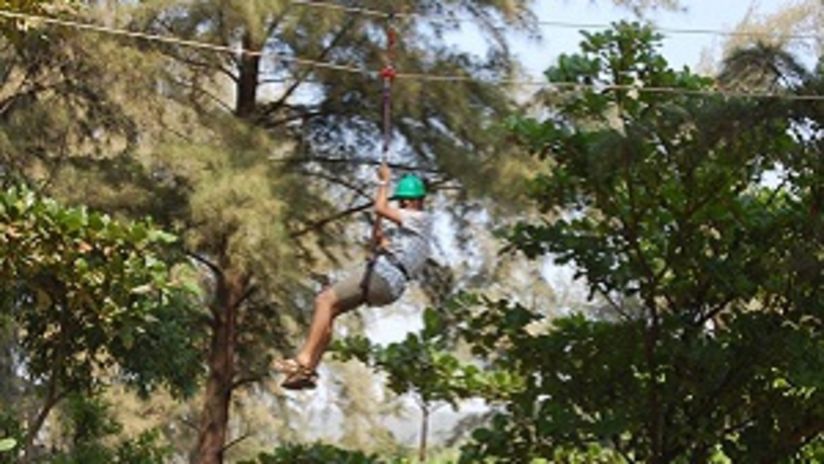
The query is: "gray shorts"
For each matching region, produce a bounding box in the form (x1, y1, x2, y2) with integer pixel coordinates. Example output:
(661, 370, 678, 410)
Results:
(331, 262, 397, 313)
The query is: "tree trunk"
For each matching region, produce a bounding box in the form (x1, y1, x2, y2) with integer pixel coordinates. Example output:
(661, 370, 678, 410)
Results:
(235, 32, 260, 119)
(191, 270, 248, 464)
(21, 379, 61, 464)
(643, 321, 664, 464)
(192, 26, 259, 464)
(418, 403, 429, 463)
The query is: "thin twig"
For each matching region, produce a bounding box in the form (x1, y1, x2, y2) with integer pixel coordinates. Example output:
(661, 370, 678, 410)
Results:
(221, 433, 252, 454)
(186, 250, 223, 278)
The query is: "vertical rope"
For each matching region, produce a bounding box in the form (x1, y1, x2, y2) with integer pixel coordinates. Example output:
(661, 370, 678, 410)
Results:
(366, 12, 398, 264)
(379, 14, 397, 163)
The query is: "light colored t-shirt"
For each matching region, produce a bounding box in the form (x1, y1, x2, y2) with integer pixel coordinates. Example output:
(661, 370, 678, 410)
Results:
(373, 209, 433, 300)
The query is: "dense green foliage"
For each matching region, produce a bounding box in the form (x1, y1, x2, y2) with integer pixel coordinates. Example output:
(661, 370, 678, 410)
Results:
(0, 413, 22, 463)
(0, 186, 201, 461)
(0, 186, 201, 396)
(49, 395, 170, 464)
(454, 23, 823, 463)
(241, 443, 385, 464)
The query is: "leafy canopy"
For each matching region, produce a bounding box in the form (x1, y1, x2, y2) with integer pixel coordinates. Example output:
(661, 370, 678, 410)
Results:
(0, 185, 203, 398)
(49, 394, 170, 464)
(240, 443, 386, 464)
(455, 22, 823, 463)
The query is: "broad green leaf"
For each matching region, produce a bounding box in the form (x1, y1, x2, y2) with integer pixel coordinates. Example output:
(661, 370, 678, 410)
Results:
(0, 438, 17, 452)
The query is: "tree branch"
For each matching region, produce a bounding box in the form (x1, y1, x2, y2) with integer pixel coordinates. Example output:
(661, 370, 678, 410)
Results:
(290, 201, 373, 238)
(261, 17, 358, 121)
(232, 284, 257, 312)
(22, 381, 67, 463)
(166, 49, 237, 83)
(597, 287, 632, 321)
(168, 76, 233, 113)
(221, 432, 252, 454)
(299, 169, 372, 200)
(259, 109, 328, 129)
(187, 250, 223, 279)
(259, 77, 321, 85)
(230, 375, 262, 391)
(179, 416, 202, 433)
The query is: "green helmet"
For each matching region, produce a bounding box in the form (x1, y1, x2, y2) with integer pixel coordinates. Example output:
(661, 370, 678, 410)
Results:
(392, 174, 427, 200)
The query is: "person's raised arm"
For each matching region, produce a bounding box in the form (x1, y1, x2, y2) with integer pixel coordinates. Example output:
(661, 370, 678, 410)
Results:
(375, 162, 403, 225)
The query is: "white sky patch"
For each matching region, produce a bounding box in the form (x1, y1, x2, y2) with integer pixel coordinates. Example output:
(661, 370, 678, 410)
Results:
(441, 0, 794, 79)
(363, 301, 424, 345)
(760, 165, 786, 189)
(380, 395, 491, 448)
(431, 209, 463, 267)
(540, 254, 590, 315)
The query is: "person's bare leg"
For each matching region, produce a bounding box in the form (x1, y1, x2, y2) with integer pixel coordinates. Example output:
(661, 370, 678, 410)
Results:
(309, 324, 335, 369)
(295, 288, 341, 370)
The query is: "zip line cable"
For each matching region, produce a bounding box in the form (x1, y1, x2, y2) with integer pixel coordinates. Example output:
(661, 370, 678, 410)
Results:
(0, 9, 822, 102)
(0, 9, 371, 74)
(289, 0, 823, 42)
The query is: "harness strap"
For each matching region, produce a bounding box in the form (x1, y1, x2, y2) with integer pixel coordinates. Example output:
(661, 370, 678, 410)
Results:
(381, 251, 410, 280)
(359, 249, 409, 300)
(360, 256, 379, 299)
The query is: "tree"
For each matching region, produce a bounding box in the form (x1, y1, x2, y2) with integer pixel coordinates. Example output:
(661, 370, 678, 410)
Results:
(49, 394, 170, 464)
(696, 0, 821, 76)
(0, 186, 202, 462)
(722, 0, 822, 60)
(454, 22, 823, 463)
(334, 303, 518, 462)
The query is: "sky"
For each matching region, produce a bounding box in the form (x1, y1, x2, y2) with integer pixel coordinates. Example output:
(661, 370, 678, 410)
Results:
(526, 0, 790, 69)
(454, 0, 797, 77)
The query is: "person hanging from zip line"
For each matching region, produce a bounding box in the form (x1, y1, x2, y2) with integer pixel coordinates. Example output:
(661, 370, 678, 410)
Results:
(274, 161, 432, 390)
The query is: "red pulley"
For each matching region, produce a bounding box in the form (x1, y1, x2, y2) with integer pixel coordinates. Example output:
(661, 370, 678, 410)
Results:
(380, 65, 397, 81)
